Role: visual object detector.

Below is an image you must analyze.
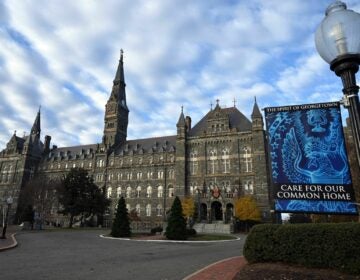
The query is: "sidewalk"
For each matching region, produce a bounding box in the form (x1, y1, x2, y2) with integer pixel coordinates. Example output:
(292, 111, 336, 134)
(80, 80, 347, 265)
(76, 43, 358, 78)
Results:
(183, 256, 247, 280)
(0, 225, 20, 252)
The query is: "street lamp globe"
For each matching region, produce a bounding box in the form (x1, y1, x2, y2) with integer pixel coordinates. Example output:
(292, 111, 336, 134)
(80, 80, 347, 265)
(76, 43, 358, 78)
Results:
(315, 1, 360, 63)
(315, 1, 360, 169)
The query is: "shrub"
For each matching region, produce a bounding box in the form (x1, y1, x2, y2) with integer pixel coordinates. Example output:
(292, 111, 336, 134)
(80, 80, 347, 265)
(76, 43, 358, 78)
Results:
(150, 226, 163, 235)
(243, 223, 360, 275)
(186, 228, 197, 236)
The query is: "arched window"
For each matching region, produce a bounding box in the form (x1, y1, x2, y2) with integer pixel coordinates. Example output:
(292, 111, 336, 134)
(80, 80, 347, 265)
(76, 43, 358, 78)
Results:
(136, 186, 142, 198)
(107, 187, 112, 198)
(147, 186, 152, 198)
(136, 204, 141, 215)
(126, 186, 132, 198)
(209, 149, 217, 174)
(243, 147, 253, 172)
(158, 170, 164, 179)
(157, 186, 163, 198)
(168, 185, 174, 197)
(244, 180, 254, 194)
(156, 205, 162, 216)
(117, 186, 121, 198)
(221, 149, 230, 173)
(146, 204, 152, 217)
(190, 152, 198, 175)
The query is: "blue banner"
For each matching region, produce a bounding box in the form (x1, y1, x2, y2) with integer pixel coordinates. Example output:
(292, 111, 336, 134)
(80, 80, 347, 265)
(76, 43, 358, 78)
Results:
(265, 102, 358, 214)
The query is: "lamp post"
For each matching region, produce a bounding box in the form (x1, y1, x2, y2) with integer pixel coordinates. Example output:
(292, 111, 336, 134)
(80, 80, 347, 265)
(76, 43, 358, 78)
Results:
(315, 1, 360, 168)
(1, 196, 13, 239)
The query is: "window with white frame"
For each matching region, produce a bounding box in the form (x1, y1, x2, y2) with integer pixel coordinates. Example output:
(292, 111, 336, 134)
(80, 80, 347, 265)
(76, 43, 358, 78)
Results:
(147, 171, 153, 179)
(146, 186, 152, 198)
(126, 186, 132, 198)
(190, 152, 198, 175)
(243, 147, 253, 172)
(136, 186, 141, 197)
(158, 170, 164, 179)
(146, 204, 152, 216)
(137, 172, 142, 180)
(221, 149, 230, 173)
(168, 169, 174, 179)
(126, 204, 131, 211)
(209, 149, 217, 174)
(157, 186, 163, 198)
(156, 205, 162, 216)
(136, 204, 141, 216)
(107, 187, 112, 198)
(244, 180, 254, 194)
(117, 186, 121, 198)
(168, 186, 174, 197)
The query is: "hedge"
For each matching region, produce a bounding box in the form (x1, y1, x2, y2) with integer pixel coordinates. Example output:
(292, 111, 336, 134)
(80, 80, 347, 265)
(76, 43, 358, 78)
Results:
(243, 223, 360, 275)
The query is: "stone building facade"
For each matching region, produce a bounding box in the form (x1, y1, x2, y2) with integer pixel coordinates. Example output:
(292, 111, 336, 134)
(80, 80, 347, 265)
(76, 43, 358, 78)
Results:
(0, 53, 271, 228)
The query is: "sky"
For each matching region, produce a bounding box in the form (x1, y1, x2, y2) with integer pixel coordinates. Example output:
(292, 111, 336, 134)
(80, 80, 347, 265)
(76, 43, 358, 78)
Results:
(1, 0, 360, 150)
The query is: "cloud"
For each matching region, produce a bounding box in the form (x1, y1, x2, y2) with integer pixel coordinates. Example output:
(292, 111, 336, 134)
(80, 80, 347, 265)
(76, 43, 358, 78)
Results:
(0, 0, 354, 151)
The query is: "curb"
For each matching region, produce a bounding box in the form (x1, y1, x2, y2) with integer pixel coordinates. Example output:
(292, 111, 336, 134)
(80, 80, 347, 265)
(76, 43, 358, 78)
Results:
(0, 233, 18, 252)
(99, 234, 241, 243)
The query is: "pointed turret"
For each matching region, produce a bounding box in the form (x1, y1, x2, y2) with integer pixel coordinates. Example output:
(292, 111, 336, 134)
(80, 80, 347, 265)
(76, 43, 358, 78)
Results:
(103, 50, 129, 149)
(251, 97, 263, 131)
(251, 97, 262, 119)
(177, 106, 186, 139)
(31, 108, 41, 136)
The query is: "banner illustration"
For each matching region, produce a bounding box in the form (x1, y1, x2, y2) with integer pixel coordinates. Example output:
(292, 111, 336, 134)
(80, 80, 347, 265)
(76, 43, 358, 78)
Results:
(265, 102, 358, 214)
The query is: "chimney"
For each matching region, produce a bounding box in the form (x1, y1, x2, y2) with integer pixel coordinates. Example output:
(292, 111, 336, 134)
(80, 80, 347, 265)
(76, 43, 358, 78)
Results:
(185, 116, 192, 132)
(44, 135, 51, 154)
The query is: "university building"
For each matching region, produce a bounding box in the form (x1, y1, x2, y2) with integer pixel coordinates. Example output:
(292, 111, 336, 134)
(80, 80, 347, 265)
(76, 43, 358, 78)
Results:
(0, 53, 271, 229)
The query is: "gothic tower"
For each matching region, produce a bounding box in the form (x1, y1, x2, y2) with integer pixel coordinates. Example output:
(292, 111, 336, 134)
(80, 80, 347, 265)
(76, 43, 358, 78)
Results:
(103, 50, 129, 149)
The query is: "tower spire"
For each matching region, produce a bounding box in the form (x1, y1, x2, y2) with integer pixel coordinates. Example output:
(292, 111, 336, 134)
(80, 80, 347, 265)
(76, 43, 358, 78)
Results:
(103, 51, 129, 148)
(30, 107, 41, 136)
(114, 49, 125, 85)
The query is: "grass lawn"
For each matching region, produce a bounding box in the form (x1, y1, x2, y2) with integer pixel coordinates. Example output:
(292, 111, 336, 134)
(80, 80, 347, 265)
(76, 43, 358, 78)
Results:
(188, 234, 238, 241)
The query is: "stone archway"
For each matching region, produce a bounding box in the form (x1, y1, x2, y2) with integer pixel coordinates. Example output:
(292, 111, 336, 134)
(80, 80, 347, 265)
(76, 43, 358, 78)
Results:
(225, 203, 234, 223)
(211, 201, 223, 221)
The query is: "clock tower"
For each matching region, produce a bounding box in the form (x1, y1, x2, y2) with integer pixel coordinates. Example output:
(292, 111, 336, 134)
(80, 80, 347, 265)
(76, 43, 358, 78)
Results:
(103, 50, 129, 149)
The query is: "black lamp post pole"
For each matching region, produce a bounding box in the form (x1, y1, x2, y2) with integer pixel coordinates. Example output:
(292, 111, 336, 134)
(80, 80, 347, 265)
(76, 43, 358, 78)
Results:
(163, 165, 167, 222)
(330, 54, 360, 168)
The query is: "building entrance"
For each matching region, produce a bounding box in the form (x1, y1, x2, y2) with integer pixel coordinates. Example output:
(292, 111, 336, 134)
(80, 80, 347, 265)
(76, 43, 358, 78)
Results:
(211, 201, 223, 221)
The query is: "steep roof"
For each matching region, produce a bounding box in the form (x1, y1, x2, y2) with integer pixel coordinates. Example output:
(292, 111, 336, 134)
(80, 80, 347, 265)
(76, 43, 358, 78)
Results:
(189, 107, 252, 136)
(115, 135, 176, 155)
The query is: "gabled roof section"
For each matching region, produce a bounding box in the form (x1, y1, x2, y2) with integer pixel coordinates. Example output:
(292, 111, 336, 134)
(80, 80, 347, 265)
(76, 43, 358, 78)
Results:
(189, 107, 252, 136)
(45, 144, 98, 161)
(115, 135, 176, 155)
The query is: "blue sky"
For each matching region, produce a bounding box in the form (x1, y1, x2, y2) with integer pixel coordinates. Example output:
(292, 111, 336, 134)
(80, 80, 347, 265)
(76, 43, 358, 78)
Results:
(0, 0, 359, 150)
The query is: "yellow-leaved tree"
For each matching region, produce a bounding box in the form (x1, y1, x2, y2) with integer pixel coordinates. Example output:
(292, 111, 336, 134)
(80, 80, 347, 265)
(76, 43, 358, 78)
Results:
(234, 195, 261, 231)
(181, 196, 195, 226)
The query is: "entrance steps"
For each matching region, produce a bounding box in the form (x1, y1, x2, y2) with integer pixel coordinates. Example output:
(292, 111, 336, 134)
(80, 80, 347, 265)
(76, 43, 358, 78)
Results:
(193, 222, 233, 234)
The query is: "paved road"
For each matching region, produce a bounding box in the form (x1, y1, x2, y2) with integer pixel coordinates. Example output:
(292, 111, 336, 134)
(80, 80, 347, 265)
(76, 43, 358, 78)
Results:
(0, 230, 245, 280)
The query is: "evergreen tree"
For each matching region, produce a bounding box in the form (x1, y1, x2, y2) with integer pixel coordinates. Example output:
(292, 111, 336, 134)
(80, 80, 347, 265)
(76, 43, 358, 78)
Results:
(165, 196, 187, 240)
(111, 197, 131, 237)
